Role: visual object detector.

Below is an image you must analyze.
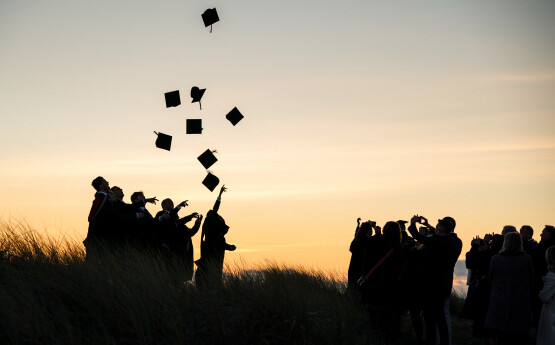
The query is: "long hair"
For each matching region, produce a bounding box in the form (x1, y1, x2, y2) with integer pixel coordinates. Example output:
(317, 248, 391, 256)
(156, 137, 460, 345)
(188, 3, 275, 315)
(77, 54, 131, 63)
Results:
(382, 221, 402, 248)
(546, 246, 555, 273)
(499, 232, 523, 255)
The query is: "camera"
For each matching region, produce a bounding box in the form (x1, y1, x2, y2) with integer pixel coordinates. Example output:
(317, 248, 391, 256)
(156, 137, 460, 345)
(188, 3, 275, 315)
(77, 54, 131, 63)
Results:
(367, 221, 376, 227)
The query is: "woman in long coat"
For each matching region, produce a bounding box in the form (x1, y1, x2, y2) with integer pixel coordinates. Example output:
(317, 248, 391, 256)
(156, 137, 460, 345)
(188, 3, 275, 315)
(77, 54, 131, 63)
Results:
(485, 232, 533, 344)
(537, 246, 555, 345)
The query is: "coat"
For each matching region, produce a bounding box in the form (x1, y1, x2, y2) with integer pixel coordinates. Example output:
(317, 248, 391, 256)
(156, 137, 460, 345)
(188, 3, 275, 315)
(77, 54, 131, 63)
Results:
(537, 271, 555, 345)
(485, 253, 533, 331)
(408, 224, 455, 299)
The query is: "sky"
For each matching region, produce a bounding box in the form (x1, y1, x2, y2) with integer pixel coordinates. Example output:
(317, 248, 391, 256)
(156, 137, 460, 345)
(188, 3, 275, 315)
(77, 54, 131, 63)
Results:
(1, 0, 554, 278)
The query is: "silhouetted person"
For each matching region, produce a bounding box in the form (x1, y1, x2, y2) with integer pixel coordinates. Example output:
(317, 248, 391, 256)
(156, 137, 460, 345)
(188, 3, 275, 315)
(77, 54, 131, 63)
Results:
(532, 226, 555, 329)
(347, 218, 364, 293)
(357, 221, 402, 343)
(501, 225, 517, 236)
(155, 198, 201, 281)
(195, 185, 236, 288)
(400, 228, 427, 345)
(85, 176, 116, 257)
(110, 186, 157, 246)
(490, 234, 504, 255)
(520, 225, 537, 255)
(537, 245, 555, 345)
(129, 191, 155, 248)
(462, 236, 492, 339)
(485, 232, 533, 345)
(408, 215, 455, 345)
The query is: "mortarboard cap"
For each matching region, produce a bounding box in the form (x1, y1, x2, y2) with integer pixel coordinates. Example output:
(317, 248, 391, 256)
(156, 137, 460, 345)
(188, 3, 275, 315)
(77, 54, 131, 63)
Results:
(197, 149, 218, 169)
(186, 119, 203, 134)
(154, 131, 172, 151)
(226, 107, 244, 126)
(202, 172, 220, 192)
(191, 86, 206, 110)
(164, 90, 180, 108)
(202, 8, 219, 32)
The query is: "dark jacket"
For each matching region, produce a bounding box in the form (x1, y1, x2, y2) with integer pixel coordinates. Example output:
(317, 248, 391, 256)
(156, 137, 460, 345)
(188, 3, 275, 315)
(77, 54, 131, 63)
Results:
(348, 225, 365, 290)
(485, 253, 533, 331)
(408, 224, 455, 299)
(523, 238, 538, 255)
(85, 192, 116, 247)
(357, 233, 402, 308)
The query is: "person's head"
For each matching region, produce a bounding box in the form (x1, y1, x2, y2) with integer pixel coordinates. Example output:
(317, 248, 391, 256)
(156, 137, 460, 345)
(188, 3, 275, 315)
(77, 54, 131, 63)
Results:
(501, 225, 517, 236)
(383, 221, 402, 248)
(161, 198, 174, 211)
(520, 225, 534, 241)
(359, 222, 373, 237)
(418, 226, 427, 236)
(491, 234, 504, 254)
(540, 225, 555, 243)
(499, 232, 523, 255)
(110, 186, 123, 200)
(546, 246, 555, 273)
(131, 191, 145, 203)
(443, 216, 456, 231)
(91, 176, 109, 192)
(435, 219, 453, 236)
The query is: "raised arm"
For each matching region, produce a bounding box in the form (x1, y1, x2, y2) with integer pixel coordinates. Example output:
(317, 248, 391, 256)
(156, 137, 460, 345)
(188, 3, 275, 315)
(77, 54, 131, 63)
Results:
(408, 215, 432, 246)
(213, 185, 227, 213)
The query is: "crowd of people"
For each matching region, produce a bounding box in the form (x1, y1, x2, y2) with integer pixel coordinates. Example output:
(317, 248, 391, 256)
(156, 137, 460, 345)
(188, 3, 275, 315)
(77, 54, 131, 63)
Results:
(84, 176, 236, 285)
(347, 217, 555, 345)
(462, 225, 555, 345)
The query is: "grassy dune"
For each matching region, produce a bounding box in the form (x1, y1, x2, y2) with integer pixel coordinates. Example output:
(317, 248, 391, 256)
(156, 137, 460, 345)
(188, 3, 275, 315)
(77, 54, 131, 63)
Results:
(0, 220, 382, 345)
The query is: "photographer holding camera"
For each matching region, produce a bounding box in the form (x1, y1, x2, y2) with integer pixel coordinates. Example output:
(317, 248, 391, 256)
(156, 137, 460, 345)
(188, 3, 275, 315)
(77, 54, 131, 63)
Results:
(408, 215, 456, 345)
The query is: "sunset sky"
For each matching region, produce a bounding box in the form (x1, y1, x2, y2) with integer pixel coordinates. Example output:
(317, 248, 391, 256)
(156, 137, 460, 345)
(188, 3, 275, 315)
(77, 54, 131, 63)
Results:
(1, 0, 554, 277)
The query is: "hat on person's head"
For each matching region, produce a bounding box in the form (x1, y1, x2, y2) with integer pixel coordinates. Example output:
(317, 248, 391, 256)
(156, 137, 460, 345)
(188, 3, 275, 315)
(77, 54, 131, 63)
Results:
(437, 218, 454, 233)
(397, 220, 408, 224)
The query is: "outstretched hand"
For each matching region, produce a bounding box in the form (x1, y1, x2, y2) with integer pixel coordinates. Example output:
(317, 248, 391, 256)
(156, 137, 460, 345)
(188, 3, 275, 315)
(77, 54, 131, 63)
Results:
(189, 212, 199, 219)
(229, 245, 237, 251)
(357, 217, 361, 225)
(219, 185, 227, 196)
(145, 197, 158, 205)
(179, 200, 189, 208)
(410, 215, 420, 225)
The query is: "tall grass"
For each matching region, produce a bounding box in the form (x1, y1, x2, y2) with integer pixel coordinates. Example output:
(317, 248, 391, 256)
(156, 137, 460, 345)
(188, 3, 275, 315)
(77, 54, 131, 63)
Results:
(0, 219, 379, 345)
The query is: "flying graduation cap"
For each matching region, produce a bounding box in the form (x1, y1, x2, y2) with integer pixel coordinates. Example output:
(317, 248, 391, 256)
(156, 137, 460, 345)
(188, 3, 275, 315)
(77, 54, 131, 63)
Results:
(202, 8, 219, 33)
(197, 149, 218, 169)
(202, 172, 220, 191)
(226, 107, 244, 126)
(164, 90, 181, 108)
(186, 119, 203, 134)
(191, 86, 206, 110)
(154, 131, 172, 151)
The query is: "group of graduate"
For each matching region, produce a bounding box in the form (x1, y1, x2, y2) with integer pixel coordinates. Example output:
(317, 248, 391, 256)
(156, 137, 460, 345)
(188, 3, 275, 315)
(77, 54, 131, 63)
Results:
(84, 176, 236, 285)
